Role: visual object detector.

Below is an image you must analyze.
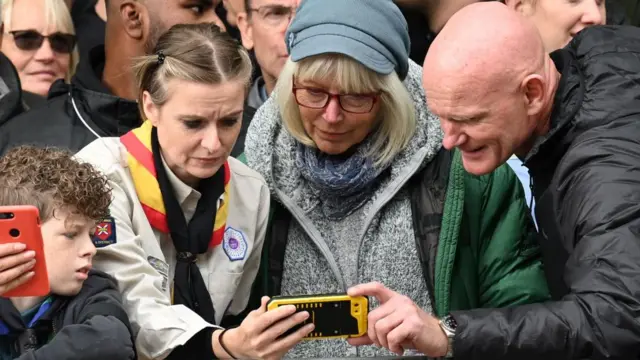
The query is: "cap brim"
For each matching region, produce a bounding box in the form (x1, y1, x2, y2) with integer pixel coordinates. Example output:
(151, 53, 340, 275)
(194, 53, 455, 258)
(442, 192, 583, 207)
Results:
(289, 33, 395, 75)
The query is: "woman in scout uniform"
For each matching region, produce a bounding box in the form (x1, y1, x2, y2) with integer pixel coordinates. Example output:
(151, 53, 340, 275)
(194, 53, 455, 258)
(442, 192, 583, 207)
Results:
(75, 23, 314, 360)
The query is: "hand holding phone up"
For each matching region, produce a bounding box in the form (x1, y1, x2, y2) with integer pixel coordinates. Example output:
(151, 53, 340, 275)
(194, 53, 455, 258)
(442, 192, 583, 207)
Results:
(213, 296, 314, 359)
(0, 242, 36, 296)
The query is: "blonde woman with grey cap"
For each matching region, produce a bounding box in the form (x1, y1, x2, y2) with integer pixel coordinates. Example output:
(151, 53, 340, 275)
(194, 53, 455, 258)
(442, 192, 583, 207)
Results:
(244, 0, 550, 357)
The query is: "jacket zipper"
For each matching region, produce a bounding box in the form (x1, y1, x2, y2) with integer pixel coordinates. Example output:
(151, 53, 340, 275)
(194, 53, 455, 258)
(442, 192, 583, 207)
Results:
(355, 148, 429, 286)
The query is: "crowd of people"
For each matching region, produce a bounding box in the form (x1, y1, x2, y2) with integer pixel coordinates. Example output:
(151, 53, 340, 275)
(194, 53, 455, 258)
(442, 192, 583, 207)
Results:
(0, 0, 639, 359)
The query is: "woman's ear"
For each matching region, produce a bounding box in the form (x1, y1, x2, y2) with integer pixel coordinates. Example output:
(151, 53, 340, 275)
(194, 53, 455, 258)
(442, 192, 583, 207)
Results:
(142, 91, 160, 126)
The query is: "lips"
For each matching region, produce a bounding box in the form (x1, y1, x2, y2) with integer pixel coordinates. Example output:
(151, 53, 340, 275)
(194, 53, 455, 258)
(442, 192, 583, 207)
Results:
(317, 129, 347, 137)
(77, 264, 92, 274)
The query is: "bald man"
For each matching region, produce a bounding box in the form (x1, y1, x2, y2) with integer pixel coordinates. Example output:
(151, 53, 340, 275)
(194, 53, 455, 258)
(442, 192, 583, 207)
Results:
(410, 2, 640, 358)
(0, 0, 226, 156)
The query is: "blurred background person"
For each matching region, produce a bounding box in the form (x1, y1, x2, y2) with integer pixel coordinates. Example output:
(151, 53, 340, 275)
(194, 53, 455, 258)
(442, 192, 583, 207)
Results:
(234, 0, 298, 159)
(504, 0, 606, 52)
(0, 3, 39, 124)
(1, 0, 77, 100)
(0, 0, 226, 156)
(68, 0, 107, 61)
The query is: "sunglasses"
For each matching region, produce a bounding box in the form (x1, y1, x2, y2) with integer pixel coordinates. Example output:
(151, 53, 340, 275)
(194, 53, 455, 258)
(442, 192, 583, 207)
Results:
(8, 30, 76, 54)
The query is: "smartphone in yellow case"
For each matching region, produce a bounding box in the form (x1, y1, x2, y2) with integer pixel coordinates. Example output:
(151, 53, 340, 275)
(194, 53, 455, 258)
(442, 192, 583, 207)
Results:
(267, 294, 368, 340)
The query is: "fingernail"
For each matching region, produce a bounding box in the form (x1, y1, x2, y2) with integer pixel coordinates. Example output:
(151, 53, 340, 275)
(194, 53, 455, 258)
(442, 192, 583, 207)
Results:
(26, 260, 36, 269)
(14, 243, 26, 251)
(26, 271, 35, 278)
(24, 251, 35, 258)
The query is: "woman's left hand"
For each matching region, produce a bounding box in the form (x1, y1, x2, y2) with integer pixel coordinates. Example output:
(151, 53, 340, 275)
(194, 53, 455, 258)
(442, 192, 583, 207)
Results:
(346, 282, 448, 357)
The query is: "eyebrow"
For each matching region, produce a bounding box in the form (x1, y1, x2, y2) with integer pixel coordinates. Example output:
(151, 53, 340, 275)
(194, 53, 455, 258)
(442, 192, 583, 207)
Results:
(449, 111, 489, 122)
(178, 110, 244, 121)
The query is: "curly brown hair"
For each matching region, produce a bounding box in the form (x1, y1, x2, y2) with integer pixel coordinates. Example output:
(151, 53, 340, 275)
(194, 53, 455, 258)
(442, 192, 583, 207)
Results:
(0, 146, 111, 222)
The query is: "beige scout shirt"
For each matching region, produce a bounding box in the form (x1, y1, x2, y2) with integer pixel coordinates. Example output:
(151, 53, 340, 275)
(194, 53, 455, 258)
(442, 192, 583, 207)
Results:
(75, 138, 270, 360)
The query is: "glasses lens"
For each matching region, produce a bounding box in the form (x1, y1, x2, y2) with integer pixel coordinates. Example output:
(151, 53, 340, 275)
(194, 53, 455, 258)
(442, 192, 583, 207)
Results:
(260, 6, 293, 26)
(12, 31, 44, 51)
(295, 89, 328, 108)
(340, 95, 374, 113)
(49, 33, 76, 54)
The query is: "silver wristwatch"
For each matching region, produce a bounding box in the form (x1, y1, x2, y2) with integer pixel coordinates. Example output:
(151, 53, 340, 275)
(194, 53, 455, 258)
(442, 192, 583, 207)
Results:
(438, 315, 457, 358)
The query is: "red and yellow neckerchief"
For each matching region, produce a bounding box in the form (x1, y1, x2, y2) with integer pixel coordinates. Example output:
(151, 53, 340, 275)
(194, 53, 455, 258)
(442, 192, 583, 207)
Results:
(120, 121, 230, 248)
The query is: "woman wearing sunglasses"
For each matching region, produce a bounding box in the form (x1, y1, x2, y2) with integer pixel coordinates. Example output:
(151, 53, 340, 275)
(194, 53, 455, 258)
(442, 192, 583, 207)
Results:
(1, 0, 78, 98)
(244, 0, 550, 357)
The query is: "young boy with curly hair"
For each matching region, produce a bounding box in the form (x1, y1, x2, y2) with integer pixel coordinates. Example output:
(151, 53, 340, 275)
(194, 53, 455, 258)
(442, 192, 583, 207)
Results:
(0, 146, 135, 360)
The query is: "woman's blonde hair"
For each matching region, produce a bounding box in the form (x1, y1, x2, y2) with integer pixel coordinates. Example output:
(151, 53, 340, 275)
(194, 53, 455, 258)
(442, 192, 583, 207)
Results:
(2, 0, 79, 82)
(133, 23, 253, 118)
(274, 54, 416, 167)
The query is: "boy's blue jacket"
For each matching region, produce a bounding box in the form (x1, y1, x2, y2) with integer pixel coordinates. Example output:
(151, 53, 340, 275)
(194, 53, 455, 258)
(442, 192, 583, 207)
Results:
(0, 269, 135, 359)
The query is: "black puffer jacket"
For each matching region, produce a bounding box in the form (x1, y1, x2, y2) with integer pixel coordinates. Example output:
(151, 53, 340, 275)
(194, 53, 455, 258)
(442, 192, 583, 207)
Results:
(452, 25, 640, 359)
(0, 46, 141, 156)
(0, 270, 135, 360)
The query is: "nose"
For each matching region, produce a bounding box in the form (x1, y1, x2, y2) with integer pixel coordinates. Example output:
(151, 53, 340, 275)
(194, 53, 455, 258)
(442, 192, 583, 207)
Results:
(322, 97, 344, 124)
(440, 119, 466, 150)
(201, 125, 222, 152)
(579, 0, 605, 27)
(33, 39, 55, 62)
(81, 233, 97, 259)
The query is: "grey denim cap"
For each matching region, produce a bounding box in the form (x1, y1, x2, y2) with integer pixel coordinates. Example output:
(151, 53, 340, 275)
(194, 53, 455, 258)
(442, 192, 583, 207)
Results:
(285, 0, 411, 80)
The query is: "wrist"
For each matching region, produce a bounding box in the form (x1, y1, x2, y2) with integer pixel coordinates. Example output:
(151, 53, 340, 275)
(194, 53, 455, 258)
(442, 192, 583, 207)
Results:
(437, 315, 457, 358)
(212, 328, 239, 359)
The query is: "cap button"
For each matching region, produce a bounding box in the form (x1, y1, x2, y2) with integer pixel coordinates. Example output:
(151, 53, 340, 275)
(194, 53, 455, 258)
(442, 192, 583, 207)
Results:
(288, 33, 296, 49)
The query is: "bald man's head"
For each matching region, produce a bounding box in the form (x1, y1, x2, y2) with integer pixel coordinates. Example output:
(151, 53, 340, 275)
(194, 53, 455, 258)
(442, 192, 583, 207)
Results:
(423, 2, 559, 175)
(425, 2, 545, 93)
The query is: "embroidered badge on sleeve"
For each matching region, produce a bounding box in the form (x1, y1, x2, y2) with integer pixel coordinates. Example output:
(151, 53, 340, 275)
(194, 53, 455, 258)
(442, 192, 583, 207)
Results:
(223, 227, 248, 261)
(93, 217, 117, 248)
(148, 256, 170, 291)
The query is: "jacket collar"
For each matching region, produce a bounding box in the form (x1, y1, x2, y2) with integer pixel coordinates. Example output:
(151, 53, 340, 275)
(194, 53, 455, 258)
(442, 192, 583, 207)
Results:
(50, 45, 142, 137)
(524, 48, 584, 171)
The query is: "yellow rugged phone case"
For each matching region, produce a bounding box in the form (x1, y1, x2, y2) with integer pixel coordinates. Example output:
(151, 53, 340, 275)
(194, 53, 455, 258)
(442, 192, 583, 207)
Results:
(267, 294, 368, 340)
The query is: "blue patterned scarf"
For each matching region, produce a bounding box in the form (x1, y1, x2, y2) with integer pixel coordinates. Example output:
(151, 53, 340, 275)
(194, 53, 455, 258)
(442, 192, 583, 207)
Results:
(296, 140, 388, 219)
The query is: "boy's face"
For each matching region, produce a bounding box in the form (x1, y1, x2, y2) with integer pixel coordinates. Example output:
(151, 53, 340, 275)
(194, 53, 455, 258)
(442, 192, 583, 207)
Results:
(41, 209, 97, 296)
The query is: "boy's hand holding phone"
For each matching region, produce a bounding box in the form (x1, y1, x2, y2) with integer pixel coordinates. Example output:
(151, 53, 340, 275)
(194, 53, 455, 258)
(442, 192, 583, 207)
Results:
(0, 242, 36, 295)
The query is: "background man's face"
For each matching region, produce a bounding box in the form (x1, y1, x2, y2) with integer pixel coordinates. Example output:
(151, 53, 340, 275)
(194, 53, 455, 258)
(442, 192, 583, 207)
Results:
(145, 0, 227, 52)
(238, 0, 298, 89)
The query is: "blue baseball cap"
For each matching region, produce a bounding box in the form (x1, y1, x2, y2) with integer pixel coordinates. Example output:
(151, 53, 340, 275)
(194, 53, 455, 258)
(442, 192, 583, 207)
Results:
(285, 0, 411, 80)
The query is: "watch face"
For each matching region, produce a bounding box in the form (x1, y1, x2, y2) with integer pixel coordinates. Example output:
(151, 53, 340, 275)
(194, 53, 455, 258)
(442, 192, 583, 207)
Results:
(443, 315, 457, 331)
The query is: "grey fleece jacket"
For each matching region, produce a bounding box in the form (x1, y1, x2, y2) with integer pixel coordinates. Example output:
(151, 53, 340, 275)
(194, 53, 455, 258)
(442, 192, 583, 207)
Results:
(246, 60, 443, 358)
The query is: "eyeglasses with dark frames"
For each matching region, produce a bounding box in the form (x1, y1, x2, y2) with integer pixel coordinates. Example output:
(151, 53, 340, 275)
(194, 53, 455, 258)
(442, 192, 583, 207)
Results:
(7, 30, 76, 54)
(247, 5, 296, 28)
(292, 79, 380, 114)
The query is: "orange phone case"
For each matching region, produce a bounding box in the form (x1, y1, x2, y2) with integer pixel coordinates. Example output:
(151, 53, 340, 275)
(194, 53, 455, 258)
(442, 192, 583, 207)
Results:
(0, 205, 50, 297)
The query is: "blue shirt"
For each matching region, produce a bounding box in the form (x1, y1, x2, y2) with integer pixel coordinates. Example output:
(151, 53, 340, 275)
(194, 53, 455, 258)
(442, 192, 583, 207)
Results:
(506, 155, 537, 227)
